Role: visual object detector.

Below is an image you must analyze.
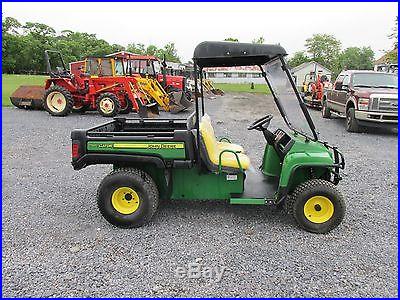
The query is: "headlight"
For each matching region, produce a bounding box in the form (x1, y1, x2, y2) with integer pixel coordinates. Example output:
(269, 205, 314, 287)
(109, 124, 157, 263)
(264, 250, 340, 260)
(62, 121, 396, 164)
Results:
(358, 97, 370, 110)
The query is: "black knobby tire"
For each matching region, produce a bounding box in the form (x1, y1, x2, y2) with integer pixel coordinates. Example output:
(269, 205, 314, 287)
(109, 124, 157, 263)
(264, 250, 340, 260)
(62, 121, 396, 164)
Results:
(286, 179, 345, 234)
(119, 96, 133, 114)
(97, 168, 159, 228)
(42, 85, 73, 116)
(346, 107, 360, 132)
(321, 99, 331, 119)
(96, 93, 121, 117)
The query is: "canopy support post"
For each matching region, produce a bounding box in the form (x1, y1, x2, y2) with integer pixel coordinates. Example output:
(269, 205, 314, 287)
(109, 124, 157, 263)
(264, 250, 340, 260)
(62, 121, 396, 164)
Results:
(200, 68, 205, 116)
(193, 62, 202, 169)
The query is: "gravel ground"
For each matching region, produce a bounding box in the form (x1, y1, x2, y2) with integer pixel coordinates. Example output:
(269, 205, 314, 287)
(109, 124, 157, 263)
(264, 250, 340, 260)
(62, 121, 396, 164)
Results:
(2, 93, 398, 297)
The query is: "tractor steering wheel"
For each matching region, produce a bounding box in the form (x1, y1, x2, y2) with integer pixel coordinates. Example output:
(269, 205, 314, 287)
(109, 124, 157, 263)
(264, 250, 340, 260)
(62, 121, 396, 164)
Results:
(247, 115, 273, 131)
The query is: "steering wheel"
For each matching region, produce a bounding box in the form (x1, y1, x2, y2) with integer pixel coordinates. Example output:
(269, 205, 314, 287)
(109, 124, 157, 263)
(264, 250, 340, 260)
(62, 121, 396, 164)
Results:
(247, 115, 273, 130)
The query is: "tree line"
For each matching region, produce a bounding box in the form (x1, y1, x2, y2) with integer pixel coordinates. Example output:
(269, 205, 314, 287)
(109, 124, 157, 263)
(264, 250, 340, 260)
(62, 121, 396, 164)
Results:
(2, 17, 182, 74)
(287, 17, 398, 77)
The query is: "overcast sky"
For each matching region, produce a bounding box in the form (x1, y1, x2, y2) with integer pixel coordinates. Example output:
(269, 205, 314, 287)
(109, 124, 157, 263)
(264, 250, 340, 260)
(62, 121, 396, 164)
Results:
(2, 2, 397, 62)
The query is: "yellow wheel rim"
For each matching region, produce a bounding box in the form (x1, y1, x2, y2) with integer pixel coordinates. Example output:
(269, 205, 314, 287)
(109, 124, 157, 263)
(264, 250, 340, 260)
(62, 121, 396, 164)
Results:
(303, 196, 334, 224)
(111, 187, 140, 215)
(47, 91, 66, 112)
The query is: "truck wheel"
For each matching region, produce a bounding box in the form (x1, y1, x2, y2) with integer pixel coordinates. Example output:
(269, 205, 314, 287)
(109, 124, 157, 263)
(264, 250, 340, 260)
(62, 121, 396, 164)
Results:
(119, 96, 132, 114)
(345, 108, 360, 132)
(321, 99, 331, 119)
(287, 179, 345, 234)
(96, 93, 120, 117)
(42, 85, 73, 116)
(97, 168, 159, 228)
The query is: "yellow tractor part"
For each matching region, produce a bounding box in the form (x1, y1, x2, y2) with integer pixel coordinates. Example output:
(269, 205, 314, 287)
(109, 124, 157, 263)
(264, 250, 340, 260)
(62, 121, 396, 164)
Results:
(203, 79, 224, 96)
(134, 76, 187, 114)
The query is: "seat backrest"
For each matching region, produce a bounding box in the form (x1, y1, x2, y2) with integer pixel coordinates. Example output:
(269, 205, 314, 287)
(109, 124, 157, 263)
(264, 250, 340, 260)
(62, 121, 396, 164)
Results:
(199, 117, 219, 164)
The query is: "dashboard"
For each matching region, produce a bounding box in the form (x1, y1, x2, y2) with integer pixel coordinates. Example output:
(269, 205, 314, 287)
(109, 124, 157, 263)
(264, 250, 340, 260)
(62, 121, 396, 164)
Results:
(273, 129, 295, 157)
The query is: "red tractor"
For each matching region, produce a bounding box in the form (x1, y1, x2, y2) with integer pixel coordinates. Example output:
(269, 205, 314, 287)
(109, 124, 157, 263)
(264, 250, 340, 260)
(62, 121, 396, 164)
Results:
(11, 50, 156, 117)
(107, 51, 191, 98)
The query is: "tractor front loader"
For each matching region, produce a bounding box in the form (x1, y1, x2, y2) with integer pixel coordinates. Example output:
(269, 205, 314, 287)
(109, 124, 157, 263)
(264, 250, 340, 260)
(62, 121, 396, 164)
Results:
(134, 75, 192, 114)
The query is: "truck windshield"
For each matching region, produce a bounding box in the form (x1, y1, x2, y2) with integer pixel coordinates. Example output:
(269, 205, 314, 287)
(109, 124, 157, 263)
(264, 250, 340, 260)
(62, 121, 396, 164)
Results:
(353, 73, 398, 88)
(262, 58, 316, 140)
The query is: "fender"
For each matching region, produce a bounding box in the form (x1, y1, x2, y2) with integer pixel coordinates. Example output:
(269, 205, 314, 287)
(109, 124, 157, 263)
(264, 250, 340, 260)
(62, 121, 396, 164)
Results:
(279, 151, 334, 188)
(346, 94, 357, 110)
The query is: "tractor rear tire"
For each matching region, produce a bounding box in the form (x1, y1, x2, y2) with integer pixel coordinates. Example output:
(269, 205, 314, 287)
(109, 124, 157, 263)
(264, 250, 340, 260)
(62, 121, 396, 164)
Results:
(345, 108, 360, 132)
(119, 96, 133, 114)
(42, 85, 73, 117)
(96, 93, 120, 117)
(286, 179, 345, 234)
(321, 99, 331, 119)
(97, 168, 159, 228)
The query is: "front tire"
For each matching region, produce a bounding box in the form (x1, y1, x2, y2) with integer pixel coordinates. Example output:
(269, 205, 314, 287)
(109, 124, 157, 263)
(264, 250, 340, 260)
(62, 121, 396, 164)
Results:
(119, 96, 132, 114)
(97, 168, 159, 228)
(346, 107, 360, 132)
(287, 179, 345, 233)
(321, 99, 331, 119)
(96, 93, 120, 117)
(42, 85, 73, 116)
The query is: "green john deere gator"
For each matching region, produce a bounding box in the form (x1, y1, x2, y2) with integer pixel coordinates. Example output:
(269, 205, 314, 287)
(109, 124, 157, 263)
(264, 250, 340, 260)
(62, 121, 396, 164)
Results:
(71, 41, 346, 233)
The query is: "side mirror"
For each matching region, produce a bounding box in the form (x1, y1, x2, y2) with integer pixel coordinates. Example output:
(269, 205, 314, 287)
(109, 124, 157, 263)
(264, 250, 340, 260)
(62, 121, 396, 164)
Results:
(341, 84, 349, 91)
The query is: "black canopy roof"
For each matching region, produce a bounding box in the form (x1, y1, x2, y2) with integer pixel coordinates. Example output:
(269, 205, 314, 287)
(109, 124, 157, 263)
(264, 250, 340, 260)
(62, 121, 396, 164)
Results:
(193, 41, 287, 68)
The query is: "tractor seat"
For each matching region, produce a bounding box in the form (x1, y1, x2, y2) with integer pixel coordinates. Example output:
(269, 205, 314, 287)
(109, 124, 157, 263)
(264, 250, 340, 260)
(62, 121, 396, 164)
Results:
(201, 114, 245, 153)
(199, 119, 250, 172)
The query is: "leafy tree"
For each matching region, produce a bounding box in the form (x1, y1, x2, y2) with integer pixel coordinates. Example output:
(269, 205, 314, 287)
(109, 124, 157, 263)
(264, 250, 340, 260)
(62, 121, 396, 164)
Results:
(224, 37, 239, 42)
(126, 43, 145, 54)
(252, 36, 265, 44)
(305, 34, 341, 72)
(388, 16, 398, 48)
(338, 47, 374, 71)
(2, 17, 184, 73)
(160, 42, 180, 63)
(287, 51, 310, 68)
(2, 17, 21, 35)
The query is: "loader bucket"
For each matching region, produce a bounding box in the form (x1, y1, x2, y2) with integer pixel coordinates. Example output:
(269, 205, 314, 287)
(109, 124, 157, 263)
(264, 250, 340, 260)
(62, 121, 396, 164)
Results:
(170, 91, 193, 109)
(137, 102, 159, 118)
(10, 85, 45, 109)
(212, 88, 224, 96)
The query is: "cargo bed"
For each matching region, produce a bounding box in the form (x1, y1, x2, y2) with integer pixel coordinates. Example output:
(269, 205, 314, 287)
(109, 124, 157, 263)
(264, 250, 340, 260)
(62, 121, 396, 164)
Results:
(71, 116, 196, 170)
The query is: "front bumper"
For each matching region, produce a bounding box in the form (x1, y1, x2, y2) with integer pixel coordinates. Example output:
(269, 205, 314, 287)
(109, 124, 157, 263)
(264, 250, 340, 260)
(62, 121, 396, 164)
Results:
(355, 110, 398, 126)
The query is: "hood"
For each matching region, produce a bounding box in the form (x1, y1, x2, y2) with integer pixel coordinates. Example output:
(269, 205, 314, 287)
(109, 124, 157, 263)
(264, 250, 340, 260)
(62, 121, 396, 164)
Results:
(353, 87, 398, 98)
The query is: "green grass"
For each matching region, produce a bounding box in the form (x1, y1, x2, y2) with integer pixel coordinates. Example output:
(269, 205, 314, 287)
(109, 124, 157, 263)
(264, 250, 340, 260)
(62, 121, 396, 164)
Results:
(2, 74, 48, 106)
(213, 83, 270, 94)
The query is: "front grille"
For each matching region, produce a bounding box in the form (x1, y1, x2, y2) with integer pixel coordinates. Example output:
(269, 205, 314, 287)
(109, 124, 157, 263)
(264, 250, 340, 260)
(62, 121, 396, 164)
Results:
(370, 97, 398, 112)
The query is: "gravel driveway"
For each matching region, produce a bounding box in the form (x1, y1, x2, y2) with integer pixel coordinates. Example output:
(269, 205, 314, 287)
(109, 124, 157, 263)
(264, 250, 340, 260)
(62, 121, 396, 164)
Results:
(2, 93, 398, 297)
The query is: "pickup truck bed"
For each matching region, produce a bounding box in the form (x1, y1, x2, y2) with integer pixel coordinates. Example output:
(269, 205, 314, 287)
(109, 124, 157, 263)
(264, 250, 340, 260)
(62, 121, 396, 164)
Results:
(71, 117, 196, 170)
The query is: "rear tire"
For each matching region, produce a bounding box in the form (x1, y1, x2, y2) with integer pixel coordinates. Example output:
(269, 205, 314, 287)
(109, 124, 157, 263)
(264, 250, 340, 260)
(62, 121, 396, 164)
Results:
(345, 107, 360, 132)
(96, 93, 120, 117)
(97, 168, 159, 228)
(321, 99, 331, 119)
(286, 179, 345, 234)
(42, 85, 73, 116)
